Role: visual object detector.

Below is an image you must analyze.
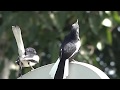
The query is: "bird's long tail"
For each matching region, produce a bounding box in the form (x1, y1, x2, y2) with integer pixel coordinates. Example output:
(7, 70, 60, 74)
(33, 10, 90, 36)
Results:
(49, 58, 60, 78)
(63, 59, 69, 79)
(49, 58, 69, 79)
(12, 26, 25, 57)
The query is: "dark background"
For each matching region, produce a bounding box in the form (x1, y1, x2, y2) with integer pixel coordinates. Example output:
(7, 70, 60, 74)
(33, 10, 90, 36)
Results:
(0, 11, 119, 79)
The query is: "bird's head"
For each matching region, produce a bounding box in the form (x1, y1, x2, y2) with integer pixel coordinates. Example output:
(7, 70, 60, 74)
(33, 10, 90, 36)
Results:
(71, 19, 79, 35)
(25, 47, 37, 55)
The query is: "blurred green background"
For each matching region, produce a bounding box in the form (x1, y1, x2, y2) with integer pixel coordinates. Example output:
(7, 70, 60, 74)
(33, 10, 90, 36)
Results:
(0, 11, 120, 79)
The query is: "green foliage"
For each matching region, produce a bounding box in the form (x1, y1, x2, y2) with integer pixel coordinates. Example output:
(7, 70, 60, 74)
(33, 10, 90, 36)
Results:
(0, 11, 119, 79)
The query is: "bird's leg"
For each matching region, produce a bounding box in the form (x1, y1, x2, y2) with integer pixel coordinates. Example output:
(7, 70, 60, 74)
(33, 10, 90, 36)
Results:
(28, 62, 35, 71)
(18, 61, 23, 77)
(30, 66, 34, 71)
(72, 59, 76, 62)
(69, 58, 76, 63)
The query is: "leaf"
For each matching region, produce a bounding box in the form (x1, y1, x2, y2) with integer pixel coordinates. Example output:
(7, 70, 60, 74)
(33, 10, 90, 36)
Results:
(106, 29, 112, 45)
(112, 11, 120, 24)
(88, 13, 102, 35)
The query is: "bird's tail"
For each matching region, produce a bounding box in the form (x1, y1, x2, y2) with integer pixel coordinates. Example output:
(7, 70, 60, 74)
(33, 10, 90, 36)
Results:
(12, 26, 25, 57)
(49, 57, 69, 79)
(49, 58, 60, 79)
(63, 59, 69, 79)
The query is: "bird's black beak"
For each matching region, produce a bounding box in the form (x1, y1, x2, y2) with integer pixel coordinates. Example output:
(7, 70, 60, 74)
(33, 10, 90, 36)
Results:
(72, 19, 79, 27)
(76, 19, 78, 24)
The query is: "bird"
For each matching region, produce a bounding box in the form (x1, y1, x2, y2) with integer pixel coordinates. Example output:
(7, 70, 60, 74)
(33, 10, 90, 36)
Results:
(12, 26, 40, 77)
(49, 19, 81, 79)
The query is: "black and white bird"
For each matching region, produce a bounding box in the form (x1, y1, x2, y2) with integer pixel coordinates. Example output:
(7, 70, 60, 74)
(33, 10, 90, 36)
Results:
(12, 26, 40, 77)
(49, 19, 81, 79)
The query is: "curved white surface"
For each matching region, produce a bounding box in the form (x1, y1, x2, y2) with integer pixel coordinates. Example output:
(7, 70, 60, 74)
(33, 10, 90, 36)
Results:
(18, 61, 110, 79)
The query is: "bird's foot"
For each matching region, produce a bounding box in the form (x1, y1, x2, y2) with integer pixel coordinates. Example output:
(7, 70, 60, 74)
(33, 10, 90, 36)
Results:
(71, 59, 78, 63)
(30, 66, 35, 71)
(72, 59, 76, 62)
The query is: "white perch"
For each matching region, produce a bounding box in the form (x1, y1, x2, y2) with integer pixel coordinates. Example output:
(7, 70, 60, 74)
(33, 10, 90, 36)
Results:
(18, 61, 110, 79)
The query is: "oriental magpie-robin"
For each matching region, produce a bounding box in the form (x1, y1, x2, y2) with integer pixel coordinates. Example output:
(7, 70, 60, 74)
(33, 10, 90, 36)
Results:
(49, 19, 81, 79)
(12, 26, 39, 77)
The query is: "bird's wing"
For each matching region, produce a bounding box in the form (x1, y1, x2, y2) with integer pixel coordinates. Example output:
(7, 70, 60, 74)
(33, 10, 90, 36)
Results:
(61, 42, 77, 59)
(23, 55, 39, 63)
(12, 26, 25, 57)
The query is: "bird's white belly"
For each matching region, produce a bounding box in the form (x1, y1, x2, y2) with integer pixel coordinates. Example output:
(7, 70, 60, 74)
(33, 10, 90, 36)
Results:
(20, 55, 39, 67)
(21, 60, 36, 67)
